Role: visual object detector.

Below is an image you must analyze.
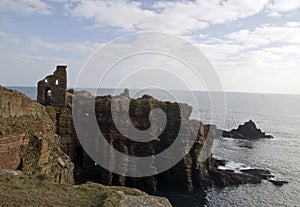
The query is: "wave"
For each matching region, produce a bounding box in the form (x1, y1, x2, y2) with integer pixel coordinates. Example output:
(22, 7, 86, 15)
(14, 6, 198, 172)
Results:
(217, 161, 253, 173)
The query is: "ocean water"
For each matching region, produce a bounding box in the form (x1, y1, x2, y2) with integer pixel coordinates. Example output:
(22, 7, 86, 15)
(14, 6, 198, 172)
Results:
(9, 86, 300, 207)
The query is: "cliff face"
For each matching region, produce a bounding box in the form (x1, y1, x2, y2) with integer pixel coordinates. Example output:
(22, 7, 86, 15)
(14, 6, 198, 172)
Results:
(0, 86, 74, 184)
(43, 89, 284, 197)
(46, 90, 216, 194)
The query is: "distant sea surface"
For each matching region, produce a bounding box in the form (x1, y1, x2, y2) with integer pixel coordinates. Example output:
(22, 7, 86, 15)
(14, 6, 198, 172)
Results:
(9, 86, 300, 207)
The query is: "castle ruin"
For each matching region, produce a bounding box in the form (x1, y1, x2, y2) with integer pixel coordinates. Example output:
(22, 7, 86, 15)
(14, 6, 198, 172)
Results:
(37, 65, 67, 106)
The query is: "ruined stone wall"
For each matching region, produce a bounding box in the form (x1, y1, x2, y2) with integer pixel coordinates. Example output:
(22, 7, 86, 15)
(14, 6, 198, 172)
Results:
(37, 66, 67, 106)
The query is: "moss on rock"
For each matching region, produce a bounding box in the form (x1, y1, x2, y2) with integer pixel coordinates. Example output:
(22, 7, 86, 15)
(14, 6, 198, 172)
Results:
(0, 174, 171, 207)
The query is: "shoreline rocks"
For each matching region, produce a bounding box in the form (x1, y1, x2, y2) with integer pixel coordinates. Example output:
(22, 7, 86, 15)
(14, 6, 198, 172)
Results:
(212, 159, 288, 187)
(268, 179, 289, 186)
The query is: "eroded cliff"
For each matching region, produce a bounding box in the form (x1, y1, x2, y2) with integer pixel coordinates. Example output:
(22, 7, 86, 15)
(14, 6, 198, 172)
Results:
(0, 86, 74, 184)
(44, 89, 218, 194)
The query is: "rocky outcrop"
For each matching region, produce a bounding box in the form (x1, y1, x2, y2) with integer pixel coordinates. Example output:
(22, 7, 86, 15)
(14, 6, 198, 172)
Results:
(1, 82, 285, 207)
(45, 89, 217, 194)
(42, 88, 286, 197)
(208, 159, 287, 187)
(46, 89, 284, 195)
(222, 120, 273, 139)
(268, 179, 288, 186)
(0, 86, 74, 184)
(38, 66, 285, 198)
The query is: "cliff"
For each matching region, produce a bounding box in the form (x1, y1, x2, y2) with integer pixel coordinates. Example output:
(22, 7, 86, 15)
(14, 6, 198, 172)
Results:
(0, 83, 282, 206)
(0, 86, 74, 184)
(0, 85, 173, 206)
(45, 89, 217, 194)
(47, 89, 285, 196)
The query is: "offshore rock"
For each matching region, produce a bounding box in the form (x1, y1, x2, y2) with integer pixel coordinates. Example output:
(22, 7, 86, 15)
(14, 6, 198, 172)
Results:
(0, 86, 74, 184)
(222, 120, 273, 139)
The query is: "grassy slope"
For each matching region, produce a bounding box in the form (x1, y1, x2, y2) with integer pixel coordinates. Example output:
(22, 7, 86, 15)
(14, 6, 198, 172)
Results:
(0, 174, 144, 207)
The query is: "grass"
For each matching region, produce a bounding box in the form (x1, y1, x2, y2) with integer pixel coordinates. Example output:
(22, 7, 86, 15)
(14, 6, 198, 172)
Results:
(0, 174, 145, 207)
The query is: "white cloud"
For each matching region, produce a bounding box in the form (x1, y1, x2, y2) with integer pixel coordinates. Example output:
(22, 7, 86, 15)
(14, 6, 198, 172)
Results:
(1, 0, 300, 93)
(0, 51, 83, 86)
(267, 11, 281, 17)
(192, 23, 300, 94)
(69, 1, 155, 31)
(196, 42, 244, 62)
(0, 0, 52, 15)
(225, 22, 300, 46)
(66, 0, 270, 34)
(268, 0, 300, 13)
(286, 22, 300, 27)
(0, 31, 101, 57)
(26, 36, 102, 56)
(0, 31, 104, 86)
(201, 42, 300, 93)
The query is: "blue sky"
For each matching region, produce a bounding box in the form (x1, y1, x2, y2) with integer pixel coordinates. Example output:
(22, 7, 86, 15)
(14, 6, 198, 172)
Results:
(0, 0, 300, 94)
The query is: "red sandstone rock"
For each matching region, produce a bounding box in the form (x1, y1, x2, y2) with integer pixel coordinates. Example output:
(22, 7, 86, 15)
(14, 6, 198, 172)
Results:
(0, 86, 74, 184)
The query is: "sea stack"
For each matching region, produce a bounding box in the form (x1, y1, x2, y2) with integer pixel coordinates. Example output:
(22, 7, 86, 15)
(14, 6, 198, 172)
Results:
(222, 120, 273, 139)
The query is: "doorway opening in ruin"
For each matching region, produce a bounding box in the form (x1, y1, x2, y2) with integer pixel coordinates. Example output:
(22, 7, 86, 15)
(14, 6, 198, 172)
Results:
(45, 88, 52, 105)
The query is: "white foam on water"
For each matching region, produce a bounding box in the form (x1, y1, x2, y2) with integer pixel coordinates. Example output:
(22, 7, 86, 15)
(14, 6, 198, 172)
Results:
(217, 161, 253, 172)
(220, 137, 235, 142)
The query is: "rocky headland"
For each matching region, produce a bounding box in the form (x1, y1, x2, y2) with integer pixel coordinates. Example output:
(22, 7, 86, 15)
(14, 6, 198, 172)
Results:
(0, 85, 172, 206)
(52, 88, 286, 193)
(0, 66, 287, 206)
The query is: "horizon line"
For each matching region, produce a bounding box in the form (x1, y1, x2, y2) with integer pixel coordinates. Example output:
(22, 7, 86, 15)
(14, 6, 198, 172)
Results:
(4, 85, 300, 96)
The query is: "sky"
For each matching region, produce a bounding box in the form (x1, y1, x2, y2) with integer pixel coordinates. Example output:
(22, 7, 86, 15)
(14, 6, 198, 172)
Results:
(0, 0, 300, 94)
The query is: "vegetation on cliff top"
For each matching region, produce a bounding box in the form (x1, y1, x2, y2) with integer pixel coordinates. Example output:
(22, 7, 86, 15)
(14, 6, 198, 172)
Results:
(0, 174, 145, 207)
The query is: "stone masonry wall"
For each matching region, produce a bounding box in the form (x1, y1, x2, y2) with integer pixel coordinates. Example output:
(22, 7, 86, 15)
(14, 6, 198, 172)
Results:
(37, 66, 67, 106)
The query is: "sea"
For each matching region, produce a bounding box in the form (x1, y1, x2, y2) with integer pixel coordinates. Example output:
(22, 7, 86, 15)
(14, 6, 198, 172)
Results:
(9, 86, 300, 207)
